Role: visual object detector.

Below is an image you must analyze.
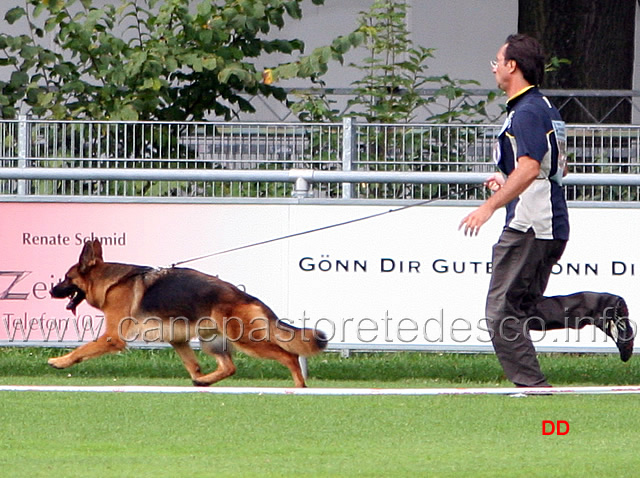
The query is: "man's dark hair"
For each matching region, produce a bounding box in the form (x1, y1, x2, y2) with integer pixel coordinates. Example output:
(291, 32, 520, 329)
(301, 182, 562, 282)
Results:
(504, 34, 545, 86)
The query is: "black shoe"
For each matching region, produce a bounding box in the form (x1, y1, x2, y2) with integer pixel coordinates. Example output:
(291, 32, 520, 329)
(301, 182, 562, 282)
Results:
(604, 298, 634, 362)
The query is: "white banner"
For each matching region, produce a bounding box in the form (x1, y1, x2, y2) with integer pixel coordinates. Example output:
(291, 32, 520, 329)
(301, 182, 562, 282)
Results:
(1, 202, 637, 353)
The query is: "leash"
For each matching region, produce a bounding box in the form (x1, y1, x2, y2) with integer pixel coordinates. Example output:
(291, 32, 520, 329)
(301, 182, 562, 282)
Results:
(171, 184, 481, 268)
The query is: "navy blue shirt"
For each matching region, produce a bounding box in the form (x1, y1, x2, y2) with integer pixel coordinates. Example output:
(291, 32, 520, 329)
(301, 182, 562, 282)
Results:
(495, 86, 569, 240)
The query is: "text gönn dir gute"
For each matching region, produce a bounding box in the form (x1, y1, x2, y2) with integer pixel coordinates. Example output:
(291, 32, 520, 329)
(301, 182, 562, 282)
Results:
(297, 256, 638, 276)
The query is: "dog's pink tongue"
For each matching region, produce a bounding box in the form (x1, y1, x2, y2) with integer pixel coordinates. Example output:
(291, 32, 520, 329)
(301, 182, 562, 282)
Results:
(66, 301, 77, 315)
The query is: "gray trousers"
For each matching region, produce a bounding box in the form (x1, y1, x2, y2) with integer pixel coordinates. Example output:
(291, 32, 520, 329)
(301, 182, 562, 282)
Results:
(485, 228, 620, 387)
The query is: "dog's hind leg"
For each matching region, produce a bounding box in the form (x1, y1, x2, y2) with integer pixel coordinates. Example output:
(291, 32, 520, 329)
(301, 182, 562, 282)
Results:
(190, 338, 236, 387)
(237, 342, 307, 388)
(191, 353, 236, 387)
(170, 341, 205, 383)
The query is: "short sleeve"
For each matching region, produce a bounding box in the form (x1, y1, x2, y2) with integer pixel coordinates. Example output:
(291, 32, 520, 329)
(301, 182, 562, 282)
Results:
(510, 107, 548, 163)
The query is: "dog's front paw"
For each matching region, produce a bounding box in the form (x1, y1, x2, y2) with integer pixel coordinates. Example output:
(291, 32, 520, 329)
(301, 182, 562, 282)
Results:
(48, 357, 71, 369)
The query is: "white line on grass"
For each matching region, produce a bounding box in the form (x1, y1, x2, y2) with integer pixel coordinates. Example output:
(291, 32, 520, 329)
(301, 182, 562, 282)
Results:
(1, 385, 640, 396)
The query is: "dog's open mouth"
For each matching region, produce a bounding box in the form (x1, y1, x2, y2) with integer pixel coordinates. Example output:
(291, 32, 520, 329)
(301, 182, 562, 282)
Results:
(51, 284, 86, 315)
(65, 289, 86, 314)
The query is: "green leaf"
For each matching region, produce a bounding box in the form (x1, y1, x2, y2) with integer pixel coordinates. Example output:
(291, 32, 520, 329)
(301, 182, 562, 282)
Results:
(201, 56, 218, 70)
(116, 104, 139, 121)
(9, 71, 29, 88)
(20, 45, 41, 60)
(2, 106, 17, 118)
(272, 62, 301, 80)
(283, 1, 302, 19)
(192, 57, 204, 72)
(33, 2, 46, 18)
(36, 91, 55, 107)
(267, 9, 284, 28)
(218, 64, 252, 84)
(5, 7, 26, 25)
(197, 2, 212, 16)
(199, 29, 213, 44)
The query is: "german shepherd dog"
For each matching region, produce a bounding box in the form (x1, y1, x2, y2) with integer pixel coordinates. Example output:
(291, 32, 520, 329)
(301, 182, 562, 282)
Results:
(49, 240, 327, 387)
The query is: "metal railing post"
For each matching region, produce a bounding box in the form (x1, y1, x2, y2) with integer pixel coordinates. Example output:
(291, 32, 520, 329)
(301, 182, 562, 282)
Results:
(291, 169, 312, 198)
(17, 115, 28, 195)
(341, 117, 356, 199)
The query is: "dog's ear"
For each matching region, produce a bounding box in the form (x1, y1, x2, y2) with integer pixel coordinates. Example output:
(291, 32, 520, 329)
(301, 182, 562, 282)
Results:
(78, 239, 103, 274)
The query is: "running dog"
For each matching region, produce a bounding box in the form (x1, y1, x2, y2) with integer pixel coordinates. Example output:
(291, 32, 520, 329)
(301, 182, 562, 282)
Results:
(49, 239, 327, 387)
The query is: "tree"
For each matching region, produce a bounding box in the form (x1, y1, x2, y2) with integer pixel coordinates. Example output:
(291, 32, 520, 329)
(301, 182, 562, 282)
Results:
(346, 0, 434, 123)
(0, 0, 327, 120)
(518, 0, 636, 123)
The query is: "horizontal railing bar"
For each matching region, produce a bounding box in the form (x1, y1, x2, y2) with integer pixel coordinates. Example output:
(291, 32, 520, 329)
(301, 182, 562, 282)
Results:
(1, 167, 640, 186)
(0, 167, 293, 182)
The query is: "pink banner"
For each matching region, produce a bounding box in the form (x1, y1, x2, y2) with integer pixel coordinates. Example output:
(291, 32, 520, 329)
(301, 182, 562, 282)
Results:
(0, 202, 289, 344)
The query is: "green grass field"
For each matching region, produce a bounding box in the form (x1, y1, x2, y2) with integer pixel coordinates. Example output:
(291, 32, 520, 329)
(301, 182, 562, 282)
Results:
(1, 348, 639, 477)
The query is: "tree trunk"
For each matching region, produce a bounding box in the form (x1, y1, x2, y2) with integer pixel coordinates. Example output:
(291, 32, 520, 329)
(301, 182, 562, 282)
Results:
(518, 0, 636, 123)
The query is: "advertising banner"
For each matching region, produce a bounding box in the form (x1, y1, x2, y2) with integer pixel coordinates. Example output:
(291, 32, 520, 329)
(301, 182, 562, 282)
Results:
(1, 202, 638, 353)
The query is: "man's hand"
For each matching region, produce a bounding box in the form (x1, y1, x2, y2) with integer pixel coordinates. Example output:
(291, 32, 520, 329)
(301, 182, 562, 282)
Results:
(485, 172, 506, 192)
(459, 203, 496, 236)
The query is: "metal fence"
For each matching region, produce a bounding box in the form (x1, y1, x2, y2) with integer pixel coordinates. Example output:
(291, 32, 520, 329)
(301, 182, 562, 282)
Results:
(253, 88, 640, 125)
(1, 117, 640, 203)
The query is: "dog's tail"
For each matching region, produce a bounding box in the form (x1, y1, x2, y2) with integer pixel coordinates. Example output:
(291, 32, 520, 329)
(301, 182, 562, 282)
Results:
(271, 319, 328, 356)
